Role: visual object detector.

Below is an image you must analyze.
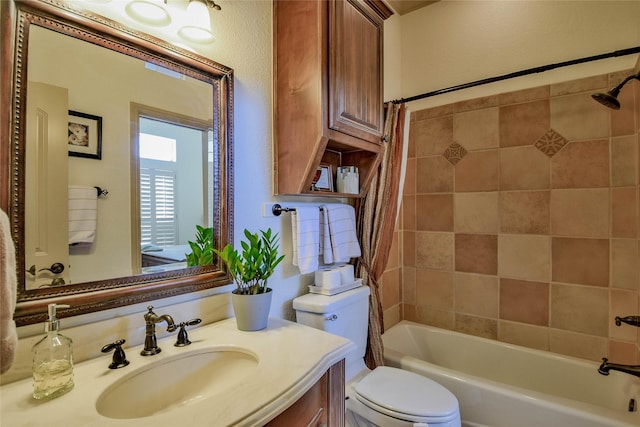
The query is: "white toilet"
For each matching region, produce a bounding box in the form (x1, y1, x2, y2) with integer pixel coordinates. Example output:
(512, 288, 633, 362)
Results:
(293, 286, 461, 427)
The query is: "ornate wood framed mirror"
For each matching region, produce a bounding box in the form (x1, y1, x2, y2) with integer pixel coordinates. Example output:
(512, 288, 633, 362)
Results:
(0, 0, 234, 326)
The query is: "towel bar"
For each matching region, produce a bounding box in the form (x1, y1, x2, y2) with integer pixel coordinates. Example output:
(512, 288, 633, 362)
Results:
(272, 203, 324, 216)
(94, 186, 108, 198)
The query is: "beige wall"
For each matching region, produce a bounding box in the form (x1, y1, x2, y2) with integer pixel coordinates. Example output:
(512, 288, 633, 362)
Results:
(397, 1, 640, 111)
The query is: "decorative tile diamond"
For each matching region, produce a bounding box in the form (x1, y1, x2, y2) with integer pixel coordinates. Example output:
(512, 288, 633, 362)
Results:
(443, 142, 468, 165)
(534, 129, 568, 158)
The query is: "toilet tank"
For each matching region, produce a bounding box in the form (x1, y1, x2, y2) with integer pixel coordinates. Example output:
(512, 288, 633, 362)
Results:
(293, 286, 370, 363)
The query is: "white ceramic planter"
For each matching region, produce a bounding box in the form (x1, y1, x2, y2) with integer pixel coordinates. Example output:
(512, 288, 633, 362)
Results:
(231, 288, 272, 331)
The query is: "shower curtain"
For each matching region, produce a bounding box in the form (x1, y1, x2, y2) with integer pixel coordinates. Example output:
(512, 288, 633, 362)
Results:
(356, 101, 406, 369)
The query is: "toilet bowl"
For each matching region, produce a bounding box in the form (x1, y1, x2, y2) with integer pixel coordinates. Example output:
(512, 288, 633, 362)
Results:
(347, 366, 460, 427)
(293, 286, 461, 427)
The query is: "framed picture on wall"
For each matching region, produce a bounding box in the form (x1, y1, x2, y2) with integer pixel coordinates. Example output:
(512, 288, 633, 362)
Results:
(68, 110, 102, 160)
(312, 163, 334, 192)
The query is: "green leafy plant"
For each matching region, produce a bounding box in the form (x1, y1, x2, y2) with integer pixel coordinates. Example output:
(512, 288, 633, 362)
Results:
(185, 225, 214, 267)
(214, 228, 285, 295)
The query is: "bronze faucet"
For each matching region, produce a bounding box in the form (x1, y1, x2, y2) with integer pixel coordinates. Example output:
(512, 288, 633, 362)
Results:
(101, 339, 130, 369)
(598, 358, 640, 379)
(600, 315, 640, 378)
(615, 315, 640, 327)
(141, 306, 177, 356)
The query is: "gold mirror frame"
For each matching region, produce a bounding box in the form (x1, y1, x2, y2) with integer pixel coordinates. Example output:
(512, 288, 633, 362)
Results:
(0, 0, 234, 326)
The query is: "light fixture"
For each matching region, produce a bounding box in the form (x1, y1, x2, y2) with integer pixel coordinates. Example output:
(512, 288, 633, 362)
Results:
(125, 0, 172, 27)
(178, 0, 220, 43)
(592, 72, 640, 110)
(203, 0, 222, 11)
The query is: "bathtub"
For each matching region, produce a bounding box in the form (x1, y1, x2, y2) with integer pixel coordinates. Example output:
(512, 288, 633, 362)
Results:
(383, 321, 640, 427)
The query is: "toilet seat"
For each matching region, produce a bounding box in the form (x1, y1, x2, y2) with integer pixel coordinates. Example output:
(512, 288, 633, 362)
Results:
(354, 366, 459, 423)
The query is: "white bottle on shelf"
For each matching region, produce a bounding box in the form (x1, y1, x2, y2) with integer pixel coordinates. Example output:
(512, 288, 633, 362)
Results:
(337, 166, 359, 194)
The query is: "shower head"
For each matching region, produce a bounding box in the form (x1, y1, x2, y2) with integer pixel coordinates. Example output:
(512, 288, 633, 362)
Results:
(591, 72, 640, 110)
(591, 87, 620, 110)
(591, 89, 621, 110)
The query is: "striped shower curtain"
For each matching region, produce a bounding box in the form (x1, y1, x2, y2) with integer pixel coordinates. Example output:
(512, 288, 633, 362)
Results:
(356, 101, 406, 369)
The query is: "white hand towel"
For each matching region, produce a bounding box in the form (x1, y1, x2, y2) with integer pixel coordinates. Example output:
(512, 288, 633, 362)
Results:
(291, 206, 320, 274)
(0, 209, 17, 374)
(321, 203, 361, 264)
(68, 185, 97, 244)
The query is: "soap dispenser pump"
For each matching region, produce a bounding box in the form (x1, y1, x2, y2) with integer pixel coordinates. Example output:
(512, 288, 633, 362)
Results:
(32, 304, 74, 400)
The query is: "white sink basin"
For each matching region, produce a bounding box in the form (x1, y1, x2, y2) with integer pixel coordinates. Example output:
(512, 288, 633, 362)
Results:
(1, 318, 354, 427)
(96, 347, 258, 419)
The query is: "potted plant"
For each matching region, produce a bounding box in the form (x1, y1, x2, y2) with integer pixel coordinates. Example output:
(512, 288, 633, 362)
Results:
(185, 225, 214, 267)
(214, 228, 285, 330)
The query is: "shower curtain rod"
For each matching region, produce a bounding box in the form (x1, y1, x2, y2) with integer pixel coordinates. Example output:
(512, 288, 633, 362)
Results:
(391, 46, 640, 104)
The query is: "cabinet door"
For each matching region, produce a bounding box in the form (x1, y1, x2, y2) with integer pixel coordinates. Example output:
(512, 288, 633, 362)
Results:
(266, 373, 328, 427)
(265, 359, 345, 426)
(329, 0, 384, 144)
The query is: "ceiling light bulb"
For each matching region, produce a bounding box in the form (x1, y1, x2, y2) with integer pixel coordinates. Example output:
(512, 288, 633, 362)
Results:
(186, 0, 210, 17)
(125, 0, 172, 27)
(178, 0, 215, 43)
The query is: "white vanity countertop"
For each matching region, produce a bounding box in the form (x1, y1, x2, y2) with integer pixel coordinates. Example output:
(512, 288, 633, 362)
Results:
(0, 317, 354, 427)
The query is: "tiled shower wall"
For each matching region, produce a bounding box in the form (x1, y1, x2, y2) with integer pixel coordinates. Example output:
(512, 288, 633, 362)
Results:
(383, 69, 640, 364)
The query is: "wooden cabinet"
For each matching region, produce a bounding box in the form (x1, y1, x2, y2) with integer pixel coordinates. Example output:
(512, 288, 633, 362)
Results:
(266, 359, 345, 427)
(274, 0, 392, 198)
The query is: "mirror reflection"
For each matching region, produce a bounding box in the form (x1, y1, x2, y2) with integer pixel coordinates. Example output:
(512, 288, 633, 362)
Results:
(136, 115, 213, 274)
(24, 25, 215, 290)
(7, 0, 233, 326)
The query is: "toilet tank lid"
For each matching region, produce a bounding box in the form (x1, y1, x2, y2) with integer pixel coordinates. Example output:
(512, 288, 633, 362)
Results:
(293, 285, 370, 314)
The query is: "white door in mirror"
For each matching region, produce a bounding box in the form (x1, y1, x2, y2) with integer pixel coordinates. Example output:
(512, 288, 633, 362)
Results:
(25, 82, 70, 290)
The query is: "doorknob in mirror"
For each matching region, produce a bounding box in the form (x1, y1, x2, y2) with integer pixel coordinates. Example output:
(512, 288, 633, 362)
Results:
(38, 262, 65, 274)
(50, 278, 66, 287)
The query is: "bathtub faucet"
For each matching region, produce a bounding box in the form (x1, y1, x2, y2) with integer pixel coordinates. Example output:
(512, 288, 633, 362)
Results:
(615, 315, 640, 327)
(598, 358, 640, 378)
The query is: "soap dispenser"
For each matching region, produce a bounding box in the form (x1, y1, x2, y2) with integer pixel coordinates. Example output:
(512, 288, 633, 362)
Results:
(32, 304, 74, 400)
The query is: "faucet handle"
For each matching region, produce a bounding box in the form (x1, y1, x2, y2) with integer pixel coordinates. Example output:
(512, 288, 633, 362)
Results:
(101, 339, 130, 369)
(615, 316, 640, 327)
(598, 358, 610, 375)
(175, 318, 202, 347)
